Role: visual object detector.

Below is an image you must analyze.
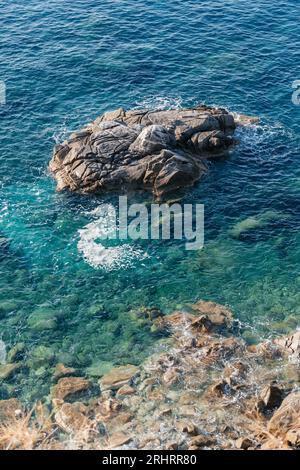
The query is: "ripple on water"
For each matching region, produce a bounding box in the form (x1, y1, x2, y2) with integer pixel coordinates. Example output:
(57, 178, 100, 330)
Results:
(0, 0, 300, 402)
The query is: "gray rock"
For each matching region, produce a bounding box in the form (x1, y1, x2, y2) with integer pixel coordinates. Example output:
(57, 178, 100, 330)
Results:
(50, 105, 250, 199)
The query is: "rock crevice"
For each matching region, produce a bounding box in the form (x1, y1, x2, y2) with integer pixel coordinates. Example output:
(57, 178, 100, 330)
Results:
(50, 106, 254, 199)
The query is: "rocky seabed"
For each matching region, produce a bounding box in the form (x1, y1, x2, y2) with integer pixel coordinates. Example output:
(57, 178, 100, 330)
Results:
(0, 300, 299, 450)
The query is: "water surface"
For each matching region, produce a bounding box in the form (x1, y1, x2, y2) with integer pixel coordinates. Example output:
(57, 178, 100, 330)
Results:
(0, 0, 300, 402)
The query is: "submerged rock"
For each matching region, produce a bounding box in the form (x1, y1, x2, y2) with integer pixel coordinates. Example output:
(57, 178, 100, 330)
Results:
(27, 308, 58, 331)
(7, 343, 26, 363)
(0, 362, 22, 381)
(51, 377, 92, 401)
(28, 346, 55, 368)
(0, 301, 19, 319)
(99, 364, 139, 391)
(49, 106, 251, 199)
(106, 431, 132, 449)
(53, 363, 76, 382)
(54, 402, 92, 435)
(86, 361, 114, 378)
(2, 299, 300, 451)
(229, 210, 290, 240)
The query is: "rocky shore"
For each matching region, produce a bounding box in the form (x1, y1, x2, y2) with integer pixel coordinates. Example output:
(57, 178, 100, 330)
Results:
(50, 106, 257, 199)
(0, 300, 299, 450)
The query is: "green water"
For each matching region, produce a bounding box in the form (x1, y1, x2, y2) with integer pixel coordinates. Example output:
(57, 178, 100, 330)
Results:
(1, 0, 300, 403)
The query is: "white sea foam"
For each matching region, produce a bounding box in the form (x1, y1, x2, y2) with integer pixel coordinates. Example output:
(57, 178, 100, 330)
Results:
(236, 120, 292, 150)
(78, 204, 148, 271)
(135, 95, 183, 111)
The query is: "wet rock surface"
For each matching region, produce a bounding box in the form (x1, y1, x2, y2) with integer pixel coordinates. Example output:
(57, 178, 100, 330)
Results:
(99, 365, 139, 391)
(51, 377, 92, 401)
(0, 300, 299, 450)
(49, 106, 251, 199)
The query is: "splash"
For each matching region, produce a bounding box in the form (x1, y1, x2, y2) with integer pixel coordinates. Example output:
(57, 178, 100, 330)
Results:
(235, 120, 293, 154)
(135, 95, 183, 111)
(78, 204, 148, 271)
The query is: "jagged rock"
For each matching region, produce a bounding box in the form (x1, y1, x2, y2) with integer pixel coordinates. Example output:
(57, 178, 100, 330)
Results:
(176, 421, 198, 435)
(191, 300, 233, 328)
(99, 364, 139, 391)
(166, 442, 178, 450)
(158, 407, 172, 418)
(34, 401, 52, 432)
(274, 331, 300, 362)
(201, 337, 244, 363)
(260, 438, 291, 450)
(190, 315, 213, 333)
(256, 382, 284, 413)
(51, 377, 91, 401)
(0, 398, 22, 422)
(154, 311, 195, 332)
(235, 437, 255, 450)
(129, 307, 163, 324)
(146, 388, 165, 401)
(189, 434, 216, 448)
(178, 405, 198, 417)
(49, 106, 246, 199)
(94, 398, 122, 422)
(268, 392, 300, 437)
(154, 301, 233, 335)
(54, 402, 92, 434)
(162, 367, 181, 386)
(207, 380, 232, 398)
(285, 429, 300, 447)
(223, 361, 248, 386)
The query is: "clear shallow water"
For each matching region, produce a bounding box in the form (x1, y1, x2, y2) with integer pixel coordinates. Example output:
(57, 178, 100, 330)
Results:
(1, 0, 300, 402)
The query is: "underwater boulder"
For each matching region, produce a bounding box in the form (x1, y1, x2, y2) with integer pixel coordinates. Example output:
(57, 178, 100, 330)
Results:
(229, 210, 291, 241)
(27, 307, 58, 331)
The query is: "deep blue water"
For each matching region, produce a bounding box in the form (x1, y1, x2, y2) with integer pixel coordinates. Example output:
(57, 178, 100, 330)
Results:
(1, 0, 300, 402)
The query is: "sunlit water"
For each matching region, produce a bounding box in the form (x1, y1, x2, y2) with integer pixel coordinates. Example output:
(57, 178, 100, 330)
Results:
(0, 0, 300, 403)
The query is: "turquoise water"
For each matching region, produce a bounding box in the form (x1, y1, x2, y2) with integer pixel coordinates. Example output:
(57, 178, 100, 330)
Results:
(1, 0, 300, 402)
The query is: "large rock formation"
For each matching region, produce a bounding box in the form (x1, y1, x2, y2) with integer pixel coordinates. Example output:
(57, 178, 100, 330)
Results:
(50, 106, 252, 199)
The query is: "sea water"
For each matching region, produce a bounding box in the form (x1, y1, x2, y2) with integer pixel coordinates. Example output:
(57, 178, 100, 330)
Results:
(0, 0, 300, 402)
